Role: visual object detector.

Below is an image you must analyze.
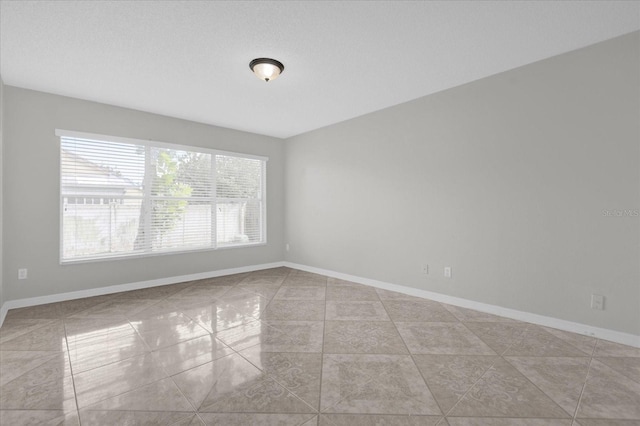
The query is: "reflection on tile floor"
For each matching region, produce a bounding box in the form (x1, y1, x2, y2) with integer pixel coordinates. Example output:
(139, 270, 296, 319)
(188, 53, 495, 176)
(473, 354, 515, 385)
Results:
(1, 267, 639, 425)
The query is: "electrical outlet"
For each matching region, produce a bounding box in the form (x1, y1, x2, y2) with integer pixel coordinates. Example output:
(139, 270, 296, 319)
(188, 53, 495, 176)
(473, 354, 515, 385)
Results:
(285, 243, 290, 252)
(591, 294, 604, 310)
(444, 267, 452, 278)
(422, 264, 429, 275)
(18, 268, 28, 280)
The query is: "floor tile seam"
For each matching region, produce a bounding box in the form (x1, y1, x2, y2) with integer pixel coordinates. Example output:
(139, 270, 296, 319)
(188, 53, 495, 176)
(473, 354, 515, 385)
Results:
(499, 329, 580, 417)
(68, 348, 153, 376)
(317, 373, 385, 415)
(317, 276, 329, 414)
(444, 415, 577, 419)
(456, 321, 502, 357)
(378, 296, 447, 416)
(440, 331, 529, 418)
(61, 320, 83, 426)
(593, 356, 640, 385)
(0, 352, 62, 386)
(498, 356, 580, 419)
(166, 372, 201, 414)
(77, 372, 178, 413)
(567, 339, 602, 421)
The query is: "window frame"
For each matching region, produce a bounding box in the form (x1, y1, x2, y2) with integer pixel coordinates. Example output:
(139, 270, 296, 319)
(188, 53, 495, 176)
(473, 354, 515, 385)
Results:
(57, 129, 268, 264)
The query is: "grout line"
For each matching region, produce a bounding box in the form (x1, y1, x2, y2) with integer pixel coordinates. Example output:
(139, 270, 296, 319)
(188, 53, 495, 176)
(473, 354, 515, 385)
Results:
(571, 339, 599, 422)
(61, 319, 83, 426)
(317, 272, 328, 418)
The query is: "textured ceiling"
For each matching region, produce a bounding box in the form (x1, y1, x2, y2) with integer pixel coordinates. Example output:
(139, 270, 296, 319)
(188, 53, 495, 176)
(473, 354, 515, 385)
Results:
(1, 1, 639, 138)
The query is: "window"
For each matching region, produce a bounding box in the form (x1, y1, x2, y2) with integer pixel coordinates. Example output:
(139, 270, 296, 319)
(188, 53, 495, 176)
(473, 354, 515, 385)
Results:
(58, 130, 267, 263)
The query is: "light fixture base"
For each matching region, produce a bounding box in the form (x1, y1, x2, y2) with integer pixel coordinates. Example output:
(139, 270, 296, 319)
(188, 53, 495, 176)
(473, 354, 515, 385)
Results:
(250, 58, 285, 82)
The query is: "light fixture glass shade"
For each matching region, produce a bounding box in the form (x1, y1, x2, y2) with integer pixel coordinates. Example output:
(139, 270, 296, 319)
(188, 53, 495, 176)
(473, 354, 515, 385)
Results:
(250, 58, 284, 82)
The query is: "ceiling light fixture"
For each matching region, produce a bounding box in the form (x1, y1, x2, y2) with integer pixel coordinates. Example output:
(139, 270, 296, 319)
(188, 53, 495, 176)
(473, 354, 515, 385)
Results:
(249, 58, 284, 82)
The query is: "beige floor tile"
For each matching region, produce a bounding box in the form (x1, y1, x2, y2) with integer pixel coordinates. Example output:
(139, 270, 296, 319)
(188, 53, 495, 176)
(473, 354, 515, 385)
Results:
(503, 327, 591, 357)
(110, 282, 189, 300)
(240, 275, 287, 286)
(375, 288, 423, 301)
(0, 350, 61, 386)
(83, 377, 193, 411)
(172, 414, 207, 425)
(320, 353, 441, 415)
(595, 356, 640, 384)
(382, 299, 458, 322)
(446, 419, 573, 426)
(577, 359, 640, 419)
(1, 268, 638, 424)
(326, 278, 361, 286)
(574, 420, 640, 426)
(63, 317, 136, 343)
(282, 274, 328, 287)
(0, 410, 80, 426)
(325, 285, 379, 301)
(215, 320, 324, 353)
(262, 299, 326, 321)
(448, 359, 570, 418)
(320, 414, 442, 425)
(505, 356, 591, 415)
(325, 301, 390, 321)
(168, 284, 234, 301)
(323, 321, 408, 354)
(0, 352, 76, 411)
(396, 322, 496, 355)
(5, 302, 63, 320)
(198, 413, 316, 425)
(443, 305, 518, 323)
(274, 286, 327, 301)
(593, 340, 640, 358)
(225, 285, 280, 300)
(129, 312, 210, 350)
(80, 410, 192, 425)
(413, 354, 499, 412)
(152, 334, 233, 376)
(249, 267, 292, 277)
(463, 322, 530, 354)
(173, 353, 315, 414)
(55, 295, 118, 318)
(0, 320, 67, 352)
(67, 297, 161, 319)
(217, 291, 271, 317)
(239, 347, 323, 409)
(180, 299, 257, 333)
(0, 319, 53, 344)
(73, 352, 169, 408)
(541, 327, 598, 355)
(67, 328, 151, 373)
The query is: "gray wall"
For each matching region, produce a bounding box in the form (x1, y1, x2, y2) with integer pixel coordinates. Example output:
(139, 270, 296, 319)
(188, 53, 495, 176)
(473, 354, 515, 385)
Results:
(285, 32, 640, 335)
(3, 87, 284, 301)
(0, 76, 4, 309)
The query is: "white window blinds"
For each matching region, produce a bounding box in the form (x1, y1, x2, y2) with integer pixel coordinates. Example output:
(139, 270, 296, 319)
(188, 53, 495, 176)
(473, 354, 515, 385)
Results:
(58, 130, 267, 263)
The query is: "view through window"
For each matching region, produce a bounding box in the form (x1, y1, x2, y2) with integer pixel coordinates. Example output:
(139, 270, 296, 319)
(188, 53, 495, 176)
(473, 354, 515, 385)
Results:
(58, 130, 267, 262)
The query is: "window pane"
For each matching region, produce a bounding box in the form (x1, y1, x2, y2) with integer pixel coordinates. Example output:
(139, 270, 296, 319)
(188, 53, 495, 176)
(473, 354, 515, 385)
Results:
(151, 148, 211, 198)
(216, 199, 262, 246)
(216, 155, 262, 199)
(62, 199, 143, 259)
(60, 131, 266, 262)
(151, 200, 212, 251)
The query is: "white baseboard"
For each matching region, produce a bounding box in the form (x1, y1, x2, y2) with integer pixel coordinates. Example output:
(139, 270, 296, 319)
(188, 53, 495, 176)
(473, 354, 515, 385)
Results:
(284, 261, 640, 348)
(0, 261, 285, 327)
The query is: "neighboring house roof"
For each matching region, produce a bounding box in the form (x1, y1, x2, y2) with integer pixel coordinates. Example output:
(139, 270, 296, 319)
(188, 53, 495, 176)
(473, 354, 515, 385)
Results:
(61, 149, 141, 192)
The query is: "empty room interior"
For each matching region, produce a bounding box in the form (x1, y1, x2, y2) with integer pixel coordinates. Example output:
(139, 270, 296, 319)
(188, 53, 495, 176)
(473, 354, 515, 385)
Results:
(0, 1, 639, 425)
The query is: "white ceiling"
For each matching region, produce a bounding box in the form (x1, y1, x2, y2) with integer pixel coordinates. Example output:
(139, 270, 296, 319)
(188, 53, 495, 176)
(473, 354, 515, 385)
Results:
(1, 1, 639, 139)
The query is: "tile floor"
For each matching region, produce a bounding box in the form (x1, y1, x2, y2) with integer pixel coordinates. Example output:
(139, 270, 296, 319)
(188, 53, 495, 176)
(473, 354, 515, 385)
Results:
(1, 267, 639, 425)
